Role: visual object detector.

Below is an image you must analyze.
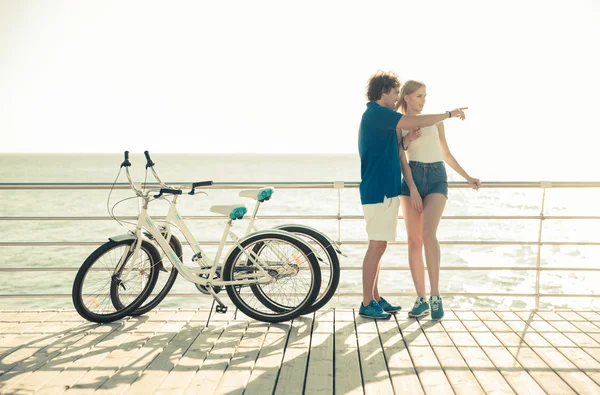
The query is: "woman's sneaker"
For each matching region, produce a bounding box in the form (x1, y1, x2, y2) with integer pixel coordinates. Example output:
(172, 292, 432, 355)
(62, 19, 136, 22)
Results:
(359, 300, 391, 320)
(430, 295, 444, 320)
(378, 297, 401, 313)
(408, 297, 430, 318)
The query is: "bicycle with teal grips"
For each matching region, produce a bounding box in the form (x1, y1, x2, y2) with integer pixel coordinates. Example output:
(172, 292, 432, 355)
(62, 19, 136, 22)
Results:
(124, 151, 341, 315)
(72, 151, 322, 323)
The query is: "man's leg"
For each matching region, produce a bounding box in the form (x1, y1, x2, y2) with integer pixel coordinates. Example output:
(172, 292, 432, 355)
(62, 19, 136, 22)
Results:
(362, 240, 387, 307)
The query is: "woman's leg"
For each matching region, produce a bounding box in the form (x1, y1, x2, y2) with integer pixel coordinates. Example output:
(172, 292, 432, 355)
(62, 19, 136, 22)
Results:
(400, 196, 425, 297)
(422, 194, 446, 296)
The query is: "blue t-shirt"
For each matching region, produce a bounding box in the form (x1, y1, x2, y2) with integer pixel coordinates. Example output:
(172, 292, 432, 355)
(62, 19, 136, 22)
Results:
(358, 102, 403, 205)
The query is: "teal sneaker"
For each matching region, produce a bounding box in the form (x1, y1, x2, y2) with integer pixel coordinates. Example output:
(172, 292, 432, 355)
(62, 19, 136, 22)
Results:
(359, 300, 391, 320)
(430, 295, 444, 320)
(408, 297, 430, 318)
(378, 297, 401, 313)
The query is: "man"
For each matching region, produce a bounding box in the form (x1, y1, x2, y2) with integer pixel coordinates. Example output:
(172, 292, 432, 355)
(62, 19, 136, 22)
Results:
(358, 70, 467, 319)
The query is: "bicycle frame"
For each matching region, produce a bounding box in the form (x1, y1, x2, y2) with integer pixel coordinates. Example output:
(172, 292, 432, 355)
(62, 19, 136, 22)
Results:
(114, 167, 276, 289)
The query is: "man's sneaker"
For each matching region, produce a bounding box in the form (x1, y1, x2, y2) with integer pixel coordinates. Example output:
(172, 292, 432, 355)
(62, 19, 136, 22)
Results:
(359, 300, 391, 320)
(430, 295, 444, 320)
(408, 297, 430, 318)
(378, 297, 401, 313)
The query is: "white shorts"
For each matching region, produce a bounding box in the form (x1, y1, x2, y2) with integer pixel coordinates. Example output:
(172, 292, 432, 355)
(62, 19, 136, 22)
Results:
(362, 196, 400, 242)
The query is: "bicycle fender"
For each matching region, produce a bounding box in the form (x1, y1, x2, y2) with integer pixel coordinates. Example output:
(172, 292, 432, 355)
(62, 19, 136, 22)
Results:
(274, 224, 346, 257)
(108, 233, 137, 243)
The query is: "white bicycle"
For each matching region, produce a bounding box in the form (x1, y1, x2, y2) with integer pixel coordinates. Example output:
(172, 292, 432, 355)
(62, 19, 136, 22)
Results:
(72, 152, 321, 323)
(122, 151, 342, 317)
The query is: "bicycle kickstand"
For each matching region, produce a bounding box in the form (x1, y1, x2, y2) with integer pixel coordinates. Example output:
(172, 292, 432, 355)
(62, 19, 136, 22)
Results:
(207, 285, 228, 314)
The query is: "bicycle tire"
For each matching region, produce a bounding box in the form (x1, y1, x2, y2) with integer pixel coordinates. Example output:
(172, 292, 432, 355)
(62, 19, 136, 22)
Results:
(72, 239, 160, 323)
(276, 225, 340, 314)
(115, 235, 182, 316)
(223, 232, 321, 322)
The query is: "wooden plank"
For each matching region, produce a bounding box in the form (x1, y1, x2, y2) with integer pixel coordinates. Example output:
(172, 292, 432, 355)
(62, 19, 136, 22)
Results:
(494, 311, 522, 321)
(447, 335, 515, 395)
(441, 310, 458, 320)
(117, 319, 203, 394)
(535, 312, 564, 321)
(537, 332, 578, 348)
(469, 332, 546, 395)
(272, 315, 313, 395)
(154, 321, 227, 395)
(31, 321, 131, 395)
(557, 347, 600, 387)
(474, 311, 502, 321)
(213, 322, 270, 395)
(0, 324, 96, 392)
(547, 320, 582, 333)
(419, 320, 484, 395)
(303, 310, 334, 395)
(482, 320, 512, 332)
(331, 310, 362, 395)
(555, 311, 587, 322)
(560, 332, 600, 348)
(503, 345, 576, 395)
(400, 316, 453, 395)
(355, 313, 394, 395)
(91, 312, 180, 395)
(377, 317, 423, 395)
(440, 320, 467, 332)
(569, 320, 600, 333)
(62, 318, 168, 395)
(0, 320, 90, 376)
(575, 311, 600, 322)
(461, 320, 491, 333)
(454, 311, 479, 321)
(531, 346, 600, 394)
(183, 320, 249, 395)
(526, 320, 558, 333)
(243, 323, 291, 395)
(512, 311, 540, 321)
(585, 348, 600, 364)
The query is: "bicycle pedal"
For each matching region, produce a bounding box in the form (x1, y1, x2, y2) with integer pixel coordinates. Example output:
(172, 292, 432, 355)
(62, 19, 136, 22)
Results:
(215, 305, 228, 314)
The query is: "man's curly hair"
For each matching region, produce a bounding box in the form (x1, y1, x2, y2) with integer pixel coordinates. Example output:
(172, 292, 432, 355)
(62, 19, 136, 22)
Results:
(366, 70, 401, 101)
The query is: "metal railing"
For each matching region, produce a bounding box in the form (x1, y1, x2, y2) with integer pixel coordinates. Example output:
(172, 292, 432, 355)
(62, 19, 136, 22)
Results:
(1, 181, 599, 308)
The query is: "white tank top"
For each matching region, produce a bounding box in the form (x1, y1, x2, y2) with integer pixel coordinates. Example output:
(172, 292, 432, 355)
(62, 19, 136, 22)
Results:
(401, 124, 444, 163)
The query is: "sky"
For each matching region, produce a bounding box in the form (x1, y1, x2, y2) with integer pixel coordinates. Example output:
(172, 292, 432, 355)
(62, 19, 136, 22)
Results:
(1, 0, 599, 179)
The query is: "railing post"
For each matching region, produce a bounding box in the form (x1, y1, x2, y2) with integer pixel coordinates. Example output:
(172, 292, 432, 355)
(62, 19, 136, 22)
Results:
(535, 182, 550, 309)
(334, 181, 344, 302)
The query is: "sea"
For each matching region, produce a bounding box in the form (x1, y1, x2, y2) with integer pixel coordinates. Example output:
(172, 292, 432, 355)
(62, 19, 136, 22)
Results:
(0, 153, 599, 311)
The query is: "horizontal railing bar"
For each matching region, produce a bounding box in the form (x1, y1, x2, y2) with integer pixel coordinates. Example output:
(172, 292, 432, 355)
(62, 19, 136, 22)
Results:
(2, 181, 600, 190)
(340, 241, 600, 246)
(2, 240, 600, 247)
(0, 292, 596, 299)
(2, 266, 599, 272)
(1, 215, 599, 221)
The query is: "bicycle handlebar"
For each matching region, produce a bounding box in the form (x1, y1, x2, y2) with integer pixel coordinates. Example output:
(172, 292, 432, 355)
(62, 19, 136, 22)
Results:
(144, 150, 155, 169)
(154, 188, 183, 199)
(144, 150, 213, 194)
(121, 151, 131, 168)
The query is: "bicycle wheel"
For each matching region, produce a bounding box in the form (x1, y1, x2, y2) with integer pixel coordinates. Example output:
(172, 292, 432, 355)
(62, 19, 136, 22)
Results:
(72, 239, 160, 323)
(223, 232, 321, 323)
(276, 225, 340, 314)
(114, 235, 182, 316)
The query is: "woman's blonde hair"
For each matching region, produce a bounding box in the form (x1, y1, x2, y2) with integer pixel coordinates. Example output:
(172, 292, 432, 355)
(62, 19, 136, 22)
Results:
(398, 80, 426, 113)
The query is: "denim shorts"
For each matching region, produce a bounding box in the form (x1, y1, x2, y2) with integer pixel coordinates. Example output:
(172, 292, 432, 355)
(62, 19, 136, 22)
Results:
(400, 161, 448, 199)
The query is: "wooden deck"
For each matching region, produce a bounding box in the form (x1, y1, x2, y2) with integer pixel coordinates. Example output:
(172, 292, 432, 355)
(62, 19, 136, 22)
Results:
(1, 309, 600, 395)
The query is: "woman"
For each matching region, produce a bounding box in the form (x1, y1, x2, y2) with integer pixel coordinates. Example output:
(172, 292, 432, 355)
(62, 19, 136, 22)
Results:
(397, 80, 480, 320)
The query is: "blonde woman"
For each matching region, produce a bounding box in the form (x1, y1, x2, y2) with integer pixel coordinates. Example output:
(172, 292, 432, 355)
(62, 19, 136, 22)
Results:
(397, 80, 480, 320)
